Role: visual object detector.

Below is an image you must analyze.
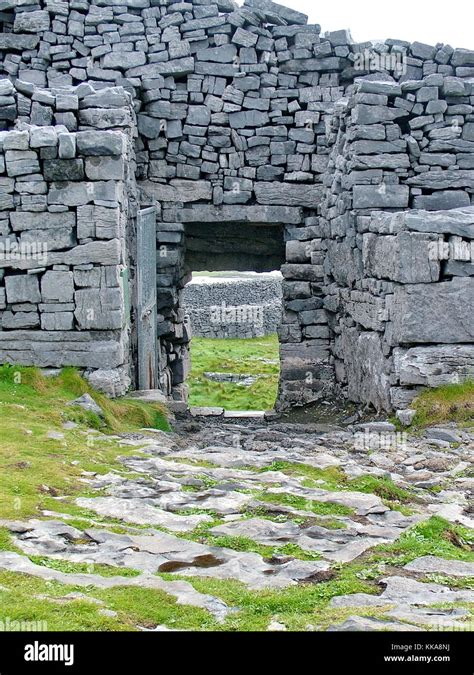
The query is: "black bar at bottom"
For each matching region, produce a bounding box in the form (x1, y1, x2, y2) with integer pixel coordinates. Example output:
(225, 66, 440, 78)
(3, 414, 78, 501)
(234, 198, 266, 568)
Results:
(0, 631, 470, 674)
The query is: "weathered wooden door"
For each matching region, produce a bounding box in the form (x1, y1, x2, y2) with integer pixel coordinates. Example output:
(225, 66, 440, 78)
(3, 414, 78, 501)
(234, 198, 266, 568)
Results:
(137, 207, 158, 390)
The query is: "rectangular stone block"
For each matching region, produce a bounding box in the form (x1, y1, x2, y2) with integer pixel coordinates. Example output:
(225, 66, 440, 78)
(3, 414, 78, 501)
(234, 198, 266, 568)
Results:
(363, 232, 440, 283)
(44, 159, 84, 182)
(228, 111, 270, 129)
(41, 312, 74, 331)
(10, 211, 76, 233)
(5, 274, 41, 304)
(75, 288, 123, 330)
(353, 185, 409, 209)
(255, 182, 324, 208)
(76, 131, 124, 156)
(393, 345, 474, 385)
(84, 156, 124, 180)
(78, 205, 120, 240)
(169, 204, 302, 225)
(389, 277, 474, 344)
(21, 227, 76, 251)
(140, 180, 212, 203)
(2, 311, 40, 329)
(41, 271, 74, 303)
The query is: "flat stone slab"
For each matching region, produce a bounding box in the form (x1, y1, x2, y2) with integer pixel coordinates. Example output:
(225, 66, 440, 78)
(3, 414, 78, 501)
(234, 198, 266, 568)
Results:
(211, 518, 399, 563)
(386, 606, 471, 629)
(404, 556, 474, 577)
(3, 419, 473, 628)
(223, 411, 266, 419)
(76, 497, 212, 531)
(264, 486, 388, 516)
(328, 616, 424, 632)
(330, 576, 474, 608)
(190, 407, 224, 417)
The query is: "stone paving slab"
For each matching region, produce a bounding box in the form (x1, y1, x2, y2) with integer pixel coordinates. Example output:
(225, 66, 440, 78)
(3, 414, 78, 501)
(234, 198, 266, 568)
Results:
(76, 497, 212, 531)
(404, 556, 474, 577)
(330, 576, 474, 608)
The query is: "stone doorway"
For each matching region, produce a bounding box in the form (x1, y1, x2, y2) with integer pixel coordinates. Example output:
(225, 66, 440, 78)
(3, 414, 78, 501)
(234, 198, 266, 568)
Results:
(154, 211, 290, 407)
(149, 201, 333, 411)
(183, 269, 283, 410)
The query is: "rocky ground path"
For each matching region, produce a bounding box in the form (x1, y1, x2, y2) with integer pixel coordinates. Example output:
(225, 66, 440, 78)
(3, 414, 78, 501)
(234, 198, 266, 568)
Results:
(1, 417, 473, 631)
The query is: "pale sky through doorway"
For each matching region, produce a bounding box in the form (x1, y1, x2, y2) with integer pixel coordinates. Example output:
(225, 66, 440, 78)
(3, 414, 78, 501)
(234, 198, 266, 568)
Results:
(239, 0, 474, 51)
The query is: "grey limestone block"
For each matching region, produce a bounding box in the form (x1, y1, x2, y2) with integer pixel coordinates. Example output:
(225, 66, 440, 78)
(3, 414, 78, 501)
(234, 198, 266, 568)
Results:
(102, 51, 147, 70)
(74, 288, 124, 330)
(5, 274, 41, 304)
(140, 179, 212, 203)
(2, 310, 40, 329)
(43, 159, 84, 182)
(78, 205, 121, 240)
(352, 185, 409, 209)
(255, 182, 324, 208)
(10, 212, 76, 233)
(41, 312, 75, 331)
(76, 131, 124, 157)
(196, 44, 237, 63)
(0, 35, 39, 50)
(84, 156, 124, 181)
(412, 191, 470, 211)
(58, 134, 76, 159)
(21, 227, 76, 251)
(5, 151, 40, 177)
(393, 345, 474, 386)
(244, 0, 308, 24)
(388, 277, 474, 344)
(362, 231, 440, 284)
(14, 10, 50, 33)
(30, 127, 58, 148)
(404, 207, 474, 238)
(41, 270, 74, 303)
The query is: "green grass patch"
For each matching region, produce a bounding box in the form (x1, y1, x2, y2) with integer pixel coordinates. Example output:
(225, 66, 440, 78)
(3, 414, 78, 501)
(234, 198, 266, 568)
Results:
(0, 365, 169, 519)
(373, 516, 474, 565)
(423, 574, 474, 590)
(410, 380, 474, 429)
(27, 556, 141, 578)
(0, 569, 217, 631)
(157, 516, 474, 631)
(187, 335, 279, 410)
(198, 534, 321, 562)
(347, 475, 413, 504)
(256, 491, 354, 516)
(1, 516, 471, 631)
(260, 462, 414, 508)
(162, 571, 378, 632)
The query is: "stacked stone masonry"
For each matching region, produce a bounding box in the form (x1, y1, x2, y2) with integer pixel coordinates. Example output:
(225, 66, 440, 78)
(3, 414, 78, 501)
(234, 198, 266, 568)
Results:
(0, 0, 473, 410)
(183, 274, 282, 338)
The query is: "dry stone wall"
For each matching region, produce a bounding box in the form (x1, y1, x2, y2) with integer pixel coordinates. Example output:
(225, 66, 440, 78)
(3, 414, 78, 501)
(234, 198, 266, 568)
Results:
(183, 274, 282, 338)
(321, 77, 474, 411)
(0, 81, 138, 396)
(0, 0, 473, 410)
